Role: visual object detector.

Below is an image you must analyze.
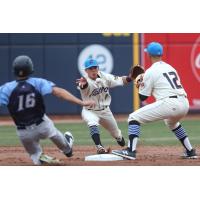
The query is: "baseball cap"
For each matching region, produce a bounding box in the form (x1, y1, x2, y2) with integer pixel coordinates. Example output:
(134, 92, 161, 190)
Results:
(144, 42, 163, 56)
(84, 59, 98, 69)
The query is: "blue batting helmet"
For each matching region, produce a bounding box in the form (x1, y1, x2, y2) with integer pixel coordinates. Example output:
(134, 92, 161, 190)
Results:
(84, 59, 98, 69)
(144, 42, 163, 56)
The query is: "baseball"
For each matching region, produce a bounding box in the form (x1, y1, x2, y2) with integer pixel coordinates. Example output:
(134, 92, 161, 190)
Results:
(95, 78, 102, 84)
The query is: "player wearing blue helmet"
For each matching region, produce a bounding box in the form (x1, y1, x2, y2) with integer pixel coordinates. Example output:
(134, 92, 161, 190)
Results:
(77, 58, 134, 154)
(113, 42, 197, 160)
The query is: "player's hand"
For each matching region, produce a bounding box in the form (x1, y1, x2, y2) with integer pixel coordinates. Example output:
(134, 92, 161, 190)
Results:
(76, 77, 88, 88)
(82, 100, 96, 107)
(134, 73, 144, 88)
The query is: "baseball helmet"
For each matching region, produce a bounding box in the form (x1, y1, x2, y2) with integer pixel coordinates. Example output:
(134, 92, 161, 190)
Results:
(84, 59, 99, 69)
(13, 55, 34, 77)
(144, 42, 163, 56)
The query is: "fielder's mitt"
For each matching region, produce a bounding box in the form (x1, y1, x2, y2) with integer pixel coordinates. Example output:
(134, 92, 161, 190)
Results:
(129, 64, 145, 80)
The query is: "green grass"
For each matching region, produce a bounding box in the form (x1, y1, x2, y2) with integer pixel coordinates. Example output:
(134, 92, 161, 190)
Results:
(0, 119, 199, 147)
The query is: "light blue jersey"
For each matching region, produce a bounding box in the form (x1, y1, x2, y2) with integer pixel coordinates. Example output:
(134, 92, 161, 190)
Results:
(0, 78, 55, 107)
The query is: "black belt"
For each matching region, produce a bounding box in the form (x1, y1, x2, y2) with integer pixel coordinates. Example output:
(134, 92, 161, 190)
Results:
(169, 95, 186, 98)
(17, 119, 44, 130)
(88, 106, 108, 111)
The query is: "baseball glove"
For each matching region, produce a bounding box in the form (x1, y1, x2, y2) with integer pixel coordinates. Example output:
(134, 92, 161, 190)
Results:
(129, 64, 145, 80)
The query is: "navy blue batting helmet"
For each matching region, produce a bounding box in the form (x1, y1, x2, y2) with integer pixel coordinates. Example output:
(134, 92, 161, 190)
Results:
(13, 55, 34, 77)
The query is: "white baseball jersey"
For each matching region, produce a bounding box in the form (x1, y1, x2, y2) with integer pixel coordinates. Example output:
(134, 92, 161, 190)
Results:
(129, 61, 189, 130)
(139, 61, 187, 101)
(79, 71, 124, 110)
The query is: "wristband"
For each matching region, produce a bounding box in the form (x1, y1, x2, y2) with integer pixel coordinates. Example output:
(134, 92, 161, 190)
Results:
(126, 76, 132, 83)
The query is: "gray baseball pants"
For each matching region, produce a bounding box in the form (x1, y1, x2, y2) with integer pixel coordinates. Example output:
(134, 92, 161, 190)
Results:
(16, 115, 72, 165)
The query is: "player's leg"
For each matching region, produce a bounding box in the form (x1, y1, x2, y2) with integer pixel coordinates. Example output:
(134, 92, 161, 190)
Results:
(113, 100, 173, 159)
(128, 101, 169, 158)
(38, 115, 74, 157)
(112, 119, 140, 160)
(50, 130, 74, 157)
(164, 97, 197, 158)
(82, 108, 106, 153)
(17, 129, 43, 165)
(164, 119, 197, 158)
(99, 108, 125, 147)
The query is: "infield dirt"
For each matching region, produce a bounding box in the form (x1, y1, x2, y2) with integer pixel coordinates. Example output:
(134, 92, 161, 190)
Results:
(0, 145, 199, 166)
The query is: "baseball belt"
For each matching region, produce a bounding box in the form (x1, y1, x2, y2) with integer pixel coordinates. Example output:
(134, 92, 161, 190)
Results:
(17, 118, 44, 130)
(87, 106, 108, 111)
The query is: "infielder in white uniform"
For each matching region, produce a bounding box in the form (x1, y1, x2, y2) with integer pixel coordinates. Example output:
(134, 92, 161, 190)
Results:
(77, 59, 134, 154)
(113, 42, 197, 160)
(0, 55, 95, 165)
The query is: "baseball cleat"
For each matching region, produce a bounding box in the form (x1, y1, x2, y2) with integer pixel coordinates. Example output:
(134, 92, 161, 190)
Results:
(96, 145, 109, 154)
(39, 154, 61, 165)
(112, 148, 136, 160)
(181, 149, 198, 159)
(64, 132, 74, 157)
(116, 136, 125, 147)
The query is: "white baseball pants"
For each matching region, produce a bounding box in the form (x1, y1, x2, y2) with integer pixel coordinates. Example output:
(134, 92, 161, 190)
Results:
(128, 96, 189, 130)
(82, 107, 122, 139)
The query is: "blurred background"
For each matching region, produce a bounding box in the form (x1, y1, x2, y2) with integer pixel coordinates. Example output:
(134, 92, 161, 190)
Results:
(0, 33, 200, 115)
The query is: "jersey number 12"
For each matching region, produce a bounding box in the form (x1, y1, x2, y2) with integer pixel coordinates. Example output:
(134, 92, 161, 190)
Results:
(18, 93, 36, 111)
(163, 71, 182, 89)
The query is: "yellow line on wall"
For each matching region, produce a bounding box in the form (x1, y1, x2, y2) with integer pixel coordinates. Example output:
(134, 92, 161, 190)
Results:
(133, 33, 140, 111)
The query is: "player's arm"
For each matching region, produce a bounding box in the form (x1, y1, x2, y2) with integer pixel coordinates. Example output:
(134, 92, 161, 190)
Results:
(108, 75, 134, 86)
(37, 78, 94, 107)
(110, 72, 139, 85)
(52, 86, 95, 107)
(122, 76, 133, 85)
(76, 77, 88, 90)
(135, 73, 148, 101)
(123, 64, 145, 85)
(138, 70, 153, 101)
(0, 84, 12, 107)
(106, 74, 125, 88)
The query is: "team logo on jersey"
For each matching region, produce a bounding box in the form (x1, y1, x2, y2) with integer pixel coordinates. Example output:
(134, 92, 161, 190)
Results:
(191, 36, 200, 82)
(89, 87, 109, 97)
(78, 44, 114, 76)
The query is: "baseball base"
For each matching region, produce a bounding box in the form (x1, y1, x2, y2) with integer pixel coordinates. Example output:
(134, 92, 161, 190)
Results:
(85, 154, 124, 161)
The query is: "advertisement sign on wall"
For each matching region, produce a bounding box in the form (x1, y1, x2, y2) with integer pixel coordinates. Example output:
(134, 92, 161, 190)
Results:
(142, 33, 200, 110)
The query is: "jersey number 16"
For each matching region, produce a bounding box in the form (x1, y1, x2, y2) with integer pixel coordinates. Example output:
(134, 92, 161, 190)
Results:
(163, 71, 182, 89)
(18, 93, 36, 111)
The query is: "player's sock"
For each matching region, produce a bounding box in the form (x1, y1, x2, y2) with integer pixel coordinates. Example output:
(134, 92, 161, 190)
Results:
(181, 137, 193, 151)
(172, 125, 193, 151)
(89, 125, 102, 146)
(128, 120, 141, 152)
(128, 135, 138, 152)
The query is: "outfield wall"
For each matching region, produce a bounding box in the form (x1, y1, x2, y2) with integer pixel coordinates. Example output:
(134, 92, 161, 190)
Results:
(0, 33, 200, 115)
(142, 33, 200, 111)
(0, 33, 133, 115)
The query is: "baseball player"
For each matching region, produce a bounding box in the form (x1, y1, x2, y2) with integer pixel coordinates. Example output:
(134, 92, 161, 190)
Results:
(113, 42, 197, 160)
(0, 55, 95, 165)
(76, 59, 134, 154)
